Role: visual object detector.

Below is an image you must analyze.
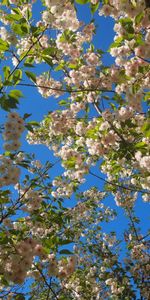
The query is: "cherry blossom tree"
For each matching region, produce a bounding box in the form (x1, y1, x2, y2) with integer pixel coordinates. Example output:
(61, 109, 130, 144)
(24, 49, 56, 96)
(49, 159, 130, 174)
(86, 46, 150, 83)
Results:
(0, 0, 150, 299)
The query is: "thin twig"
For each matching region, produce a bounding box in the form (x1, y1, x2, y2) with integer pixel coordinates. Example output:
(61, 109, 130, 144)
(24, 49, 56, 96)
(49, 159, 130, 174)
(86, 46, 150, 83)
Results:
(126, 208, 140, 241)
(89, 170, 150, 194)
(17, 82, 116, 94)
(34, 264, 59, 300)
(0, 26, 48, 94)
(0, 162, 52, 224)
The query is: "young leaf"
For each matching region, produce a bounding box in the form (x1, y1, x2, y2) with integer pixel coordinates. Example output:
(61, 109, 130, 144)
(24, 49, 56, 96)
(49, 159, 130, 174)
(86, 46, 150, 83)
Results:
(9, 90, 23, 99)
(25, 71, 36, 83)
(0, 39, 9, 51)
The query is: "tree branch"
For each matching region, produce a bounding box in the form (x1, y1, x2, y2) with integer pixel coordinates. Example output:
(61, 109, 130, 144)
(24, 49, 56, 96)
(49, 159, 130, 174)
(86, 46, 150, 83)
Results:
(89, 170, 150, 194)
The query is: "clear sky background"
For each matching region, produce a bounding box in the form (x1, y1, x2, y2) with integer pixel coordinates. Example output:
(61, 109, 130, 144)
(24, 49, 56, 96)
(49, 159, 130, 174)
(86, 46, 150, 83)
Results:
(0, 0, 149, 260)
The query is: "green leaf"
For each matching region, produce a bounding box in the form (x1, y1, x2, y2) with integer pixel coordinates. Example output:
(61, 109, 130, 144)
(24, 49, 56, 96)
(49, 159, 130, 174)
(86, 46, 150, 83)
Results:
(9, 90, 23, 100)
(24, 57, 34, 68)
(135, 12, 144, 25)
(7, 96, 19, 108)
(27, 121, 40, 127)
(90, 1, 100, 14)
(119, 17, 132, 25)
(14, 295, 25, 300)
(108, 37, 123, 51)
(31, 25, 45, 37)
(58, 296, 71, 300)
(4, 151, 12, 157)
(68, 63, 77, 69)
(55, 64, 64, 71)
(0, 38, 9, 51)
(12, 24, 23, 35)
(134, 142, 147, 150)
(59, 239, 73, 245)
(1, 0, 9, 4)
(42, 56, 53, 66)
(1, 276, 9, 287)
(26, 8, 32, 20)
(144, 91, 150, 101)
(3, 66, 10, 80)
(12, 23, 29, 36)
(59, 100, 67, 106)
(75, 0, 89, 3)
(12, 8, 22, 15)
(23, 113, 32, 120)
(21, 24, 29, 34)
(6, 12, 22, 21)
(142, 121, 150, 138)
(25, 71, 36, 83)
(134, 33, 144, 47)
(63, 157, 76, 169)
(0, 95, 18, 111)
(119, 18, 134, 34)
(13, 69, 22, 85)
(0, 197, 9, 204)
(42, 47, 56, 56)
(59, 249, 73, 255)
(25, 124, 34, 133)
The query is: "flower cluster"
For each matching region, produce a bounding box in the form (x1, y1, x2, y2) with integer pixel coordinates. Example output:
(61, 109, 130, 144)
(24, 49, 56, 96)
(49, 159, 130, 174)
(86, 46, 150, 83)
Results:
(0, 155, 20, 186)
(3, 112, 25, 152)
(21, 189, 43, 212)
(36, 75, 63, 98)
(43, 0, 80, 31)
(48, 254, 76, 279)
(4, 238, 44, 284)
(0, 26, 17, 45)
